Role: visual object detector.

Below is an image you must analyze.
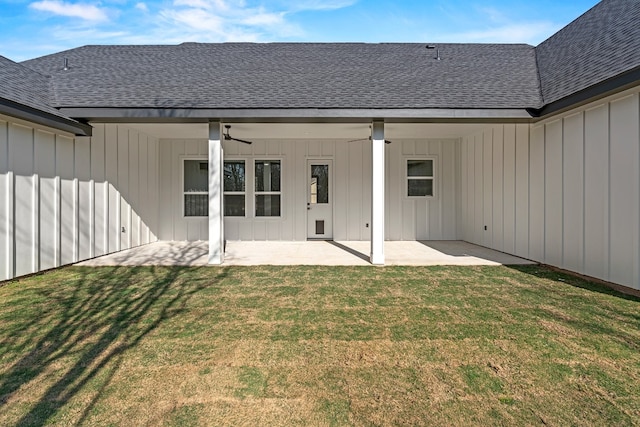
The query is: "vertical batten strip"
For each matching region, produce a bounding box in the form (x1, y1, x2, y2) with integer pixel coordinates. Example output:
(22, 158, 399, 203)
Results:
(54, 134, 61, 268)
(637, 92, 640, 289)
(7, 170, 15, 279)
(104, 179, 108, 256)
(103, 126, 109, 256)
(30, 128, 37, 273)
(33, 171, 39, 272)
(74, 177, 79, 262)
(117, 191, 122, 252)
(606, 102, 612, 282)
(90, 178, 95, 258)
(89, 132, 95, 259)
(54, 175, 61, 267)
(438, 140, 443, 239)
(0, 122, 8, 280)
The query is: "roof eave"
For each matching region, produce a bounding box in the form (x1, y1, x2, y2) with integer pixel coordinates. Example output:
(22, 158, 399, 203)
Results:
(60, 107, 535, 124)
(0, 98, 92, 136)
(531, 66, 640, 119)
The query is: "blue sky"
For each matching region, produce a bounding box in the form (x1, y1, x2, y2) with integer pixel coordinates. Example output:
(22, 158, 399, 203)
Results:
(1, 0, 600, 61)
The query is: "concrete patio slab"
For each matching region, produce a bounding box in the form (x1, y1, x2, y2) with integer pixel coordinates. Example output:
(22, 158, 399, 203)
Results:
(76, 240, 535, 267)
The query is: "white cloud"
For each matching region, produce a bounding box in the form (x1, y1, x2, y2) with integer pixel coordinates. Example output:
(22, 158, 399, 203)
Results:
(240, 10, 285, 26)
(49, 25, 128, 41)
(173, 0, 224, 10)
(427, 3, 564, 45)
(13, 0, 352, 59)
(439, 21, 560, 45)
(160, 8, 224, 32)
(29, 0, 109, 22)
(282, 0, 357, 12)
(156, 0, 313, 42)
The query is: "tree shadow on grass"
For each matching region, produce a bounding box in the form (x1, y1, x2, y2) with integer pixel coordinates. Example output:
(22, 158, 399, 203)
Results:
(506, 264, 640, 303)
(0, 265, 226, 426)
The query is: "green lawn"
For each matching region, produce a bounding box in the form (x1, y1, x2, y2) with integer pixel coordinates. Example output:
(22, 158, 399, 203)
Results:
(0, 265, 639, 426)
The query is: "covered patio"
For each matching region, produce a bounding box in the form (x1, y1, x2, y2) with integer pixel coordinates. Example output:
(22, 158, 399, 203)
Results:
(76, 240, 535, 267)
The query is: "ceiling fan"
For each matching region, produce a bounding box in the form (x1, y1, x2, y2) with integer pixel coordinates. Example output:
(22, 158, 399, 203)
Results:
(223, 125, 253, 145)
(347, 136, 393, 144)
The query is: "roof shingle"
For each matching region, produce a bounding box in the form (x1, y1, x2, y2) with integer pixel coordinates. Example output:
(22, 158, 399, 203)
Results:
(0, 55, 71, 119)
(535, 0, 640, 105)
(22, 43, 543, 110)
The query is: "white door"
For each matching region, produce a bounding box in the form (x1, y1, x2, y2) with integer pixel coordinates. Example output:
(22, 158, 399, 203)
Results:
(307, 160, 333, 239)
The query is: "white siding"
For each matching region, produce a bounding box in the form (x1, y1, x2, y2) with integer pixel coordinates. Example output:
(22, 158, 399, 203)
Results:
(0, 118, 160, 280)
(491, 126, 504, 252)
(158, 137, 460, 242)
(386, 139, 458, 241)
(544, 119, 563, 267)
(514, 124, 530, 258)
(583, 104, 609, 280)
(562, 112, 584, 273)
(609, 94, 640, 287)
(502, 125, 516, 255)
(0, 120, 11, 280)
(11, 123, 35, 277)
(460, 86, 640, 290)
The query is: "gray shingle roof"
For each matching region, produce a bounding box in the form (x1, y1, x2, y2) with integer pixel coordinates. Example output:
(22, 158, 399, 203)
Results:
(9, 0, 640, 118)
(0, 55, 71, 119)
(22, 43, 543, 110)
(535, 0, 640, 105)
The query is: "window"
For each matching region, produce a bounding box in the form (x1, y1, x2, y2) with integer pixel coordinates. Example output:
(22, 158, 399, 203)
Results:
(224, 160, 246, 216)
(406, 159, 434, 197)
(310, 164, 329, 204)
(255, 160, 281, 216)
(183, 159, 208, 216)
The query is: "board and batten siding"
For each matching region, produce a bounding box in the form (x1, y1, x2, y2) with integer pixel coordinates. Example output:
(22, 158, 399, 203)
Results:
(460, 86, 640, 290)
(385, 139, 459, 240)
(158, 137, 460, 242)
(0, 119, 160, 280)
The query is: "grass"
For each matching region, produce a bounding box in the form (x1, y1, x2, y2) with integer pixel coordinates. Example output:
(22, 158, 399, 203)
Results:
(0, 264, 639, 426)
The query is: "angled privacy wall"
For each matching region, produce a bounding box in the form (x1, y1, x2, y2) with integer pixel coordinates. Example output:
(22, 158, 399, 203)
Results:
(0, 119, 160, 280)
(461, 86, 640, 290)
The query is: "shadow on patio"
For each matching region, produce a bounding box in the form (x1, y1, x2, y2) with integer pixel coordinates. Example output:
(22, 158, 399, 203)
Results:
(76, 240, 535, 267)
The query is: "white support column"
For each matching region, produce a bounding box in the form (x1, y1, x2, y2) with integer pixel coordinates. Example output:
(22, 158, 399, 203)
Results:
(208, 121, 224, 264)
(370, 120, 385, 265)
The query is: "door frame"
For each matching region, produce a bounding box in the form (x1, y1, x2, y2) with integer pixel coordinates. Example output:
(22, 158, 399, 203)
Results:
(306, 158, 334, 240)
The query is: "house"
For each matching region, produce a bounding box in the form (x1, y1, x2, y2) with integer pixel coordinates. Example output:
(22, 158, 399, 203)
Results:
(1, 0, 639, 291)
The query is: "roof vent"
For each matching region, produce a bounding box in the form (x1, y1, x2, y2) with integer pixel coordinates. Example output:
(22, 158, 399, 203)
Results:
(63, 58, 69, 71)
(425, 45, 441, 61)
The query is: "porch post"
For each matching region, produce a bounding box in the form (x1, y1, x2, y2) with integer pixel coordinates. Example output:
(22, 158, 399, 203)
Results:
(208, 121, 224, 264)
(370, 120, 385, 265)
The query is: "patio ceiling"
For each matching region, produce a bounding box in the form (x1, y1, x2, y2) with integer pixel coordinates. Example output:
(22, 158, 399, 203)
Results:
(119, 122, 492, 141)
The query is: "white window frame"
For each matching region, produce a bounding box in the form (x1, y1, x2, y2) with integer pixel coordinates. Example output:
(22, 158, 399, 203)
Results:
(223, 158, 247, 217)
(254, 158, 283, 218)
(182, 157, 209, 218)
(405, 157, 436, 199)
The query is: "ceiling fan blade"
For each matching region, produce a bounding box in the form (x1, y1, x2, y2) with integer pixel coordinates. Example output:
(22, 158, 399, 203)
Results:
(347, 137, 393, 144)
(231, 137, 253, 145)
(223, 125, 253, 144)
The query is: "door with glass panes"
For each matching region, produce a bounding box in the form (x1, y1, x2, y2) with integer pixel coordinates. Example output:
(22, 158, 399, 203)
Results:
(307, 160, 333, 239)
